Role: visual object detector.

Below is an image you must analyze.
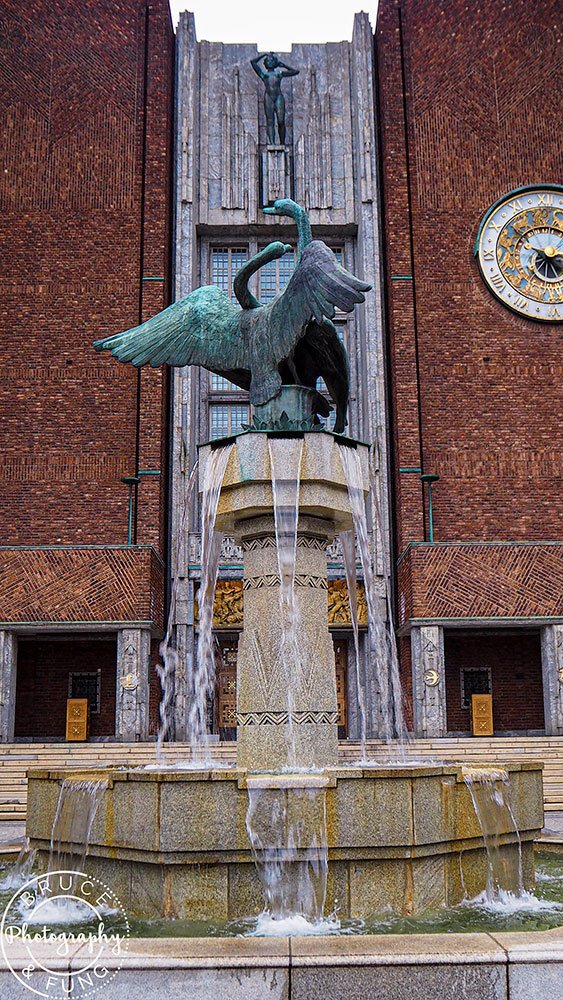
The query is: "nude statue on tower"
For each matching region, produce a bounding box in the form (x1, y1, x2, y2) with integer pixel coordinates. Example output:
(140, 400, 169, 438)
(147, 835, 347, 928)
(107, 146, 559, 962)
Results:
(251, 51, 299, 145)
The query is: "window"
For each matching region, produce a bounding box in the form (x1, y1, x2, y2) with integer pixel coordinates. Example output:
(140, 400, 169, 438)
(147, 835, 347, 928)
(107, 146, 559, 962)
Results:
(461, 667, 492, 710)
(210, 403, 250, 439)
(68, 671, 101, 714)
(210, 374, 241, 392)
(258, 248, 296, 301)
(210, 247, 248, 302)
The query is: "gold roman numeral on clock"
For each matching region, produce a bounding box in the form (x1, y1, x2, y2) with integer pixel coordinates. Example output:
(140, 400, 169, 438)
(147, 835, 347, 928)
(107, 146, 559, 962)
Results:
(489, 221, 501, 231)
(509, 198, 523, 211)
(513, 295, 528, 310)
(548, 305, 561, 319)
(491, 273, 505, 292)
(538, 193, 554, 206)
(482, 250, 494, 261)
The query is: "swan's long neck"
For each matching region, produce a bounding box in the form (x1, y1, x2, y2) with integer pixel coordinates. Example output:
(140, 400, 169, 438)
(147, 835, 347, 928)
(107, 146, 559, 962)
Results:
(234, 244, 285, 310)
(291, 205, 312, 262)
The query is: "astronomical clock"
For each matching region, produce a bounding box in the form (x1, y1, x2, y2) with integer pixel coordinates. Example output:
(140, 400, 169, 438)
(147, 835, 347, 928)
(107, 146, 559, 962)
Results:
(475, 185, 563, 322)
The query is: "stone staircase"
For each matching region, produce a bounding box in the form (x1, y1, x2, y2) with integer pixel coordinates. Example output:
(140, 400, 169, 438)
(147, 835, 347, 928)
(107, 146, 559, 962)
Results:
(0, 736, 562, 824)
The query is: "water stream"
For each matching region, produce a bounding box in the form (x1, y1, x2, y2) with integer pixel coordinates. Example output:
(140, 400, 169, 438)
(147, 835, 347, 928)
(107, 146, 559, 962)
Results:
(267, 437, 304, 769)
(340, 530, 367, 755)
(338, 443, 407, 744)
(157, 459, 200, 756)
(463, 768, 524, 899)
(187, 443, 233, 760)
(245, 783, 330, 928)
(48, 777, 108, 875)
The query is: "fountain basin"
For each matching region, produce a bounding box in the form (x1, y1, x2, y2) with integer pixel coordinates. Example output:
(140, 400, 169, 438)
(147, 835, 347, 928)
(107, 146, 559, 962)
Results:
(26, 762, 543, 919)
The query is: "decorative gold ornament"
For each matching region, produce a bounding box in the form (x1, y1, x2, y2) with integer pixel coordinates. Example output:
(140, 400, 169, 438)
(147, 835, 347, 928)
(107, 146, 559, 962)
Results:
(327, 580, 368, 626)
(423, 668, 440, 687)
(195, 580, 244, 627)
(475, 185, 563, 322)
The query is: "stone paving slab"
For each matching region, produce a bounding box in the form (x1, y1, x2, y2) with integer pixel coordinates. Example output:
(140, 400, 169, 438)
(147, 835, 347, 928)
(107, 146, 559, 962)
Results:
(1, 930, 562, 999)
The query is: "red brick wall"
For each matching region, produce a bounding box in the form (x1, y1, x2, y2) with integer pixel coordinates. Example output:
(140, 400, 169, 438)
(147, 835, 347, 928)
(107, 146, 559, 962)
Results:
(398, 635, 413, 729)
(0, 546, 165, 628)
(376, 0, 562, 552)
(149, 640, 163, 737)
(398, 542, 563, 625)
(444, 632, 545, 733)
(15, 638, 117, 739)
(0, 0, 174, 554)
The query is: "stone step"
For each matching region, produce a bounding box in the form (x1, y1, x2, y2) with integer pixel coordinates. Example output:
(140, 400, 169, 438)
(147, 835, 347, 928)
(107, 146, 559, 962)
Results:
(1, 738, 562, 825)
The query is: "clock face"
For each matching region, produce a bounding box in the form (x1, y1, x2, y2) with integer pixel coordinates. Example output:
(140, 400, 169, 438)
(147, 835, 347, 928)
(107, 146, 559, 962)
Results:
(475, 185, 563, 322)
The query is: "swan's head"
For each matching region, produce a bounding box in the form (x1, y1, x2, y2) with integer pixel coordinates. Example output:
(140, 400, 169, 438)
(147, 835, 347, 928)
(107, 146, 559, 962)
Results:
(262, 199, 302, 220)
(260, 240, 293, 259)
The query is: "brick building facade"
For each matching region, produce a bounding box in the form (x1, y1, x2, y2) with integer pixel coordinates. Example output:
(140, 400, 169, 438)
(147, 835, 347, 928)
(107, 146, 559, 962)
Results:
(376, 0, 563, 734)
(0, 1, 561, 742)
(0, 0, 174, 739)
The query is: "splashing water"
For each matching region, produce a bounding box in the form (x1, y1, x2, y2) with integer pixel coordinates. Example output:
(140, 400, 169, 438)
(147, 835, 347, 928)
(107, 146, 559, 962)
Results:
(340, 530, 367, 755)
(268, 437, 303, 769)
(0, 838, 37, 891)
(463, 768, 524, 900)
(245, 784, 328, 925)
(48, 778, 108, 876)
(187, 443, 233, 760)
(250, 912, 341, 936)
(157, 459, 200, 758)
(338, 443, 406, 743)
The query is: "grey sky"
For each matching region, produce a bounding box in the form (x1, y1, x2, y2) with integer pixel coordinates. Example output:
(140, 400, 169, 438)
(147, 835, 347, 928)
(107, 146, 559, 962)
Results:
(168, 2, 378, 49)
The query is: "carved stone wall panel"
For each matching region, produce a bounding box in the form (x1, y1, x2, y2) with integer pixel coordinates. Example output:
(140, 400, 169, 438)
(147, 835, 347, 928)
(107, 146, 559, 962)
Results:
(292, 40, 355, 224)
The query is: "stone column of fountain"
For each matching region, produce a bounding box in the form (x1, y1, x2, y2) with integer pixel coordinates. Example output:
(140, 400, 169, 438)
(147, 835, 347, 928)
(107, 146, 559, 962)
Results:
(199, 431, 369, 772)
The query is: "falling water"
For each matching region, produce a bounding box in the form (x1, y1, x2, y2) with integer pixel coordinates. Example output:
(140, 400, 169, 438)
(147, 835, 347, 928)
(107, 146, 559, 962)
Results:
(245, 783, 330, 928)
(340, 530, 367, 755)
(338, 443, 406, 743)
(48, 777, 108, 875)
(463, 768, 524, 899)
(157, 459, 200, 757)
(268, 437, 304, 769)
(187, 443, 233, 758)
(0, 837, 37, 891)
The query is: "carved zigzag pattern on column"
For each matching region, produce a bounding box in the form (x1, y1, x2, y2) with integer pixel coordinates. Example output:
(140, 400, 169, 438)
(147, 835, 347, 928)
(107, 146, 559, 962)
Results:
(408, 544, 563, 619)
(237, 710, 339, 727)
(243, 574, 328, 590)
(242, 536, 327, 551)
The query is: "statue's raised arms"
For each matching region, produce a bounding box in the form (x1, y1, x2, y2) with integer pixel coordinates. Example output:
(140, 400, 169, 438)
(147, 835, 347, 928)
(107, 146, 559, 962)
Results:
(94, 201, 371, 432)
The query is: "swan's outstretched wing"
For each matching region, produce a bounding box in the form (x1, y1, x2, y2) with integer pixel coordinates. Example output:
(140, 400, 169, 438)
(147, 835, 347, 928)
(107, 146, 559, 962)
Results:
(94, 286, 244, 369)
(267, 240, 371, 363)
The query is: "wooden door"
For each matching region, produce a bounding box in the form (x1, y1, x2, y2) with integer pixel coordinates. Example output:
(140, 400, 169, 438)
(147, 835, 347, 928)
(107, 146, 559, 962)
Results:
(215, 637, 238, 740)
(333, 636, 348, 738)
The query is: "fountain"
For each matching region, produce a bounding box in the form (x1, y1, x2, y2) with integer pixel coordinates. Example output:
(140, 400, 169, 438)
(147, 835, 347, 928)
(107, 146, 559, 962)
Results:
(24, 200, 543, 924)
